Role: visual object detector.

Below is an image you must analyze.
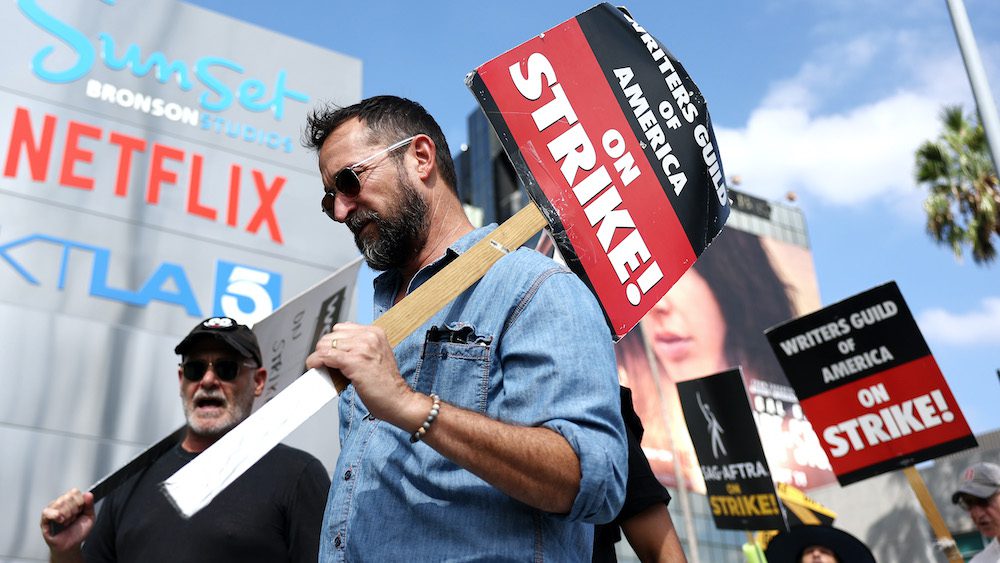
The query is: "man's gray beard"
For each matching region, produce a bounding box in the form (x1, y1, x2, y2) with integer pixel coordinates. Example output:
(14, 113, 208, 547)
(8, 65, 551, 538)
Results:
(347, 178, 430, 271)
(183, 390, 253, 439)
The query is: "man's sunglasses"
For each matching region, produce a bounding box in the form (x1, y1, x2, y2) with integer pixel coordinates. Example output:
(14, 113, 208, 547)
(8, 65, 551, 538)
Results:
(956, 492, 997, 511)
(180, 359, 256, 382)
(321, 135, 417, 219)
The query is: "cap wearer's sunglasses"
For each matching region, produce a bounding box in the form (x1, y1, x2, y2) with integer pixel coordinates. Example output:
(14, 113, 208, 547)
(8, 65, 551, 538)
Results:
(180, 359, 256, 382)
(957, 492, 998, 511)
(321, 135, 418, 219)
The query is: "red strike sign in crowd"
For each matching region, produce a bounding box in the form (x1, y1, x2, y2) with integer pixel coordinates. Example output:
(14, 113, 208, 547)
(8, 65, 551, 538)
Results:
(766, 282, 976, 486)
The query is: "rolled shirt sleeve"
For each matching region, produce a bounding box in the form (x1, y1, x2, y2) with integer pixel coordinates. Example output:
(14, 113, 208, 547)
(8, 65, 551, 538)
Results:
(498, 266, 628, 524)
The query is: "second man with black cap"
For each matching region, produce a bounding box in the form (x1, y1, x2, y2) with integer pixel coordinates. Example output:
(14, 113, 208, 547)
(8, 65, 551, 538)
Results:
(40, 317, 331, 563)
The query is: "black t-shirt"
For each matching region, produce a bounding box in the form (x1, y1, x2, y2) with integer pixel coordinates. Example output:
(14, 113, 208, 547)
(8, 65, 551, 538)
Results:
(82, 443, 330, 563)
(593, 387, 673, 563)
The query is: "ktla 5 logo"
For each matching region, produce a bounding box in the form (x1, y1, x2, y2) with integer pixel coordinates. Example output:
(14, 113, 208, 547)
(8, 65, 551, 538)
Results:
(0, 232, 281, 325)
(213, 261, 281, 325)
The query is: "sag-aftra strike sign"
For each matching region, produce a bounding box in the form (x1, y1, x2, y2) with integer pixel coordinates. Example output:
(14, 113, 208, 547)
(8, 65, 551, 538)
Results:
(679, 369, 787, 531)
(765, 282, 976, 486)
(467, 4, 730, 338)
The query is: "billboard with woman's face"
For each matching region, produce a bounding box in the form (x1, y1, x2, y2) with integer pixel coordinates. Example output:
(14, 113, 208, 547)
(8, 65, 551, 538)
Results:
(617, 226, 837, 493)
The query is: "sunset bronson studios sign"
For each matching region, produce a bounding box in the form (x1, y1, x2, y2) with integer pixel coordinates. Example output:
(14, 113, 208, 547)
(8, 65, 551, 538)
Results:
(1, 0, 360, 327)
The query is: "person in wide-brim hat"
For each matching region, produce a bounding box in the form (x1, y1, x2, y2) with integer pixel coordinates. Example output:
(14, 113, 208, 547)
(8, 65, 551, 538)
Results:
(765, 525, 876, 563)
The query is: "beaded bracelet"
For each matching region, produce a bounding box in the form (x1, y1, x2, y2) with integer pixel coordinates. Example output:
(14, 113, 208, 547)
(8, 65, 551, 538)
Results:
(410, 393, 441, 444)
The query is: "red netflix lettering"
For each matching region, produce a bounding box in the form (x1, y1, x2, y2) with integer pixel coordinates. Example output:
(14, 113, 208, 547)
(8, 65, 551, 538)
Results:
(2, 107, 286, 244)
(147, 143, 184, 205)
(186, 154, 217, 220)
(246, 170, 284, 244)
(59, 120, 102, 191)
(226, 164, 241, 227)
(109, 132, 146, 198)
(4, 106, 55, 181)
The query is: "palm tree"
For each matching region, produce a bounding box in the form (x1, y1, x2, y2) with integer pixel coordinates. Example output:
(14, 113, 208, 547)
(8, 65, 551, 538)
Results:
(914, 105, 999, 265)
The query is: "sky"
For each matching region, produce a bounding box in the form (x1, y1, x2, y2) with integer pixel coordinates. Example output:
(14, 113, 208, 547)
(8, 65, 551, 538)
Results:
(183, 0, 999, 435)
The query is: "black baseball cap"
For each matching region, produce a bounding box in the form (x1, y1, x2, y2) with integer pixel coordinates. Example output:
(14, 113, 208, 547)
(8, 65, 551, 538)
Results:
(174, 317, 262, 366)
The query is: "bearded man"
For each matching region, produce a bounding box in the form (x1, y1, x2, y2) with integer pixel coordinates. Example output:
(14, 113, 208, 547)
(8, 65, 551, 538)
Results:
(304, 95, 627, 561)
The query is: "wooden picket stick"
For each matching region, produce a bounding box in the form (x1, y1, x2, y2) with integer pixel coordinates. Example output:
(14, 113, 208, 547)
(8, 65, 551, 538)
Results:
(781, 501, 821, 525)
(326, 202, 549, 390)
(163, 203, 549, 517)
(903, 466, 963, 563)
(373, 204, 548, 349)
(775, 482, 835, 526)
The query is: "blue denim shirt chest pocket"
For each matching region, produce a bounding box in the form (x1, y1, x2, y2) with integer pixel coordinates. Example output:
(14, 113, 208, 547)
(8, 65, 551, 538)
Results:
(413, 323, 493, 414)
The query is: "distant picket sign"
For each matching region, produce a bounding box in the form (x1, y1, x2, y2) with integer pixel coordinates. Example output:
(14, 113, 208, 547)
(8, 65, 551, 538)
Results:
(765, 281, 977, 486)
(678, 368, 787, 531)
(467, 3, 729, 338)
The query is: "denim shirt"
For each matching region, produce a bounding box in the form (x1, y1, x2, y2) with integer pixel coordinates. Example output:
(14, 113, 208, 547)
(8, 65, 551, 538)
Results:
(319, 225, 627, 562)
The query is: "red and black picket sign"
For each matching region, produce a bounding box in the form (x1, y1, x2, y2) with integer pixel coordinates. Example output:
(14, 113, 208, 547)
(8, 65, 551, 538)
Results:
(467, 3, 729, 339)
(765, 282, 977, 486)
(678, 368, 788, 532)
